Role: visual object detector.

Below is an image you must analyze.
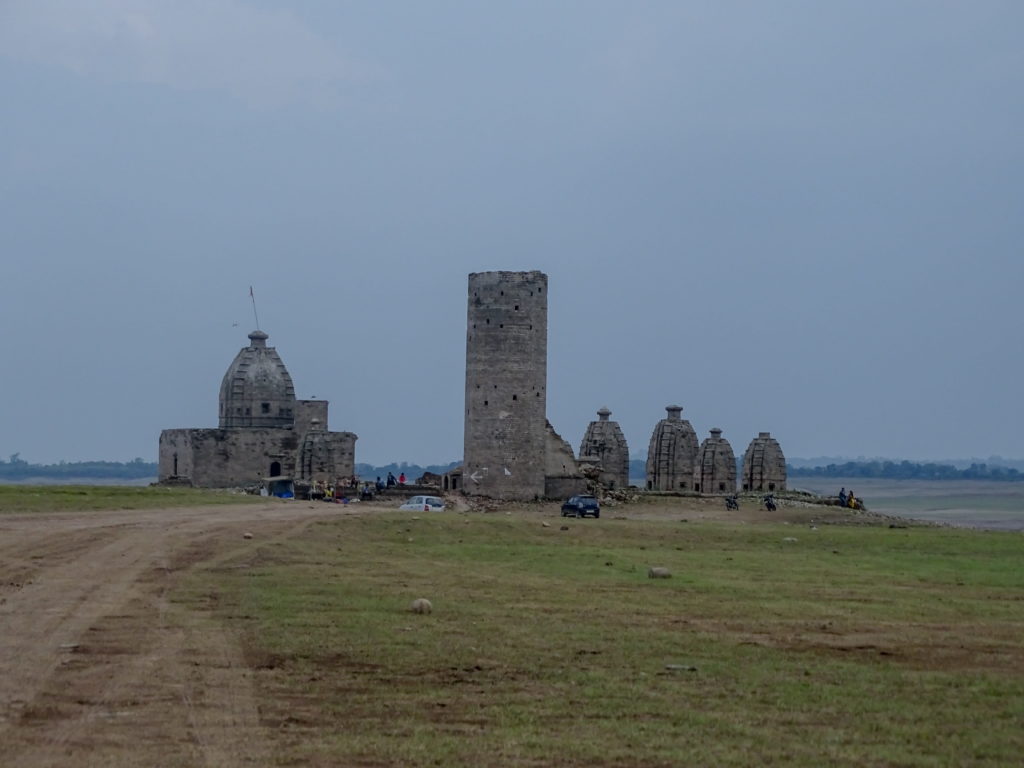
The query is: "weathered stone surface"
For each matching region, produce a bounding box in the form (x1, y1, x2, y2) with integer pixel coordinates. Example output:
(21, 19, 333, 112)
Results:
(544, 420, 587, 499)
(579, 407, 630, 490)
(741, 431, 787, 492)
(463, 271, 549, 500)
(694, 428, 737, 494)
(645, 405, 699, 491)
(219, 331, 296, 428)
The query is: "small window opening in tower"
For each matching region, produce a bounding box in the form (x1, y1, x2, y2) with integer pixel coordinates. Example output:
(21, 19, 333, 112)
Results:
(719, 483, 726, 491)
(512, 394, 517, 400)
(261, 403, 270, 414)
(680, 482, 687, 489)
(514, 305, 519, 310)
(500, 290, 504, 295)
(173, 453, 178, 475)
(486, 318, 490, 324)
(499, 323, 503, 328)
(245, 407, 251, 415)
(484, 400, 488, 406)
(769, 482, 776, 491)
(529, 325, 533, 330)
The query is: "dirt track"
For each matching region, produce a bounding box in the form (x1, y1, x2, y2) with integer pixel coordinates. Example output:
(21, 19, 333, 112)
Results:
(0, 502, 334, 767)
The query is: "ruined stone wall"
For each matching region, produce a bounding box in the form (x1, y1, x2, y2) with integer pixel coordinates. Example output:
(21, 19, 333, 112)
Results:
(298, 428, 357, 482)
(694, 428, 737, 494)
(159, 426, 356, 488)
(159, 428, 299, 487)
(579, 408, 630, 490)
(463, 271, 548, 500)
(645, 405, 699, 491)
(294, 400, 329, 435)
(741, 432, 787, 492)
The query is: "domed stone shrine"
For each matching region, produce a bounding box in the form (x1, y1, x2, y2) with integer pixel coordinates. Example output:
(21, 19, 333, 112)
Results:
(645, 405, 699, 491)
(694, 428, 737, 494)
(578, 407, 630, 490)
(158, 330, 356, 487)
(741, 432, 787, 492)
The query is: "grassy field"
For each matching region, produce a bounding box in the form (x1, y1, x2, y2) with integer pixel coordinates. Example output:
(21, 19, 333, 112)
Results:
(180, 503, 1024, 766)
(0, 484, 266, 513)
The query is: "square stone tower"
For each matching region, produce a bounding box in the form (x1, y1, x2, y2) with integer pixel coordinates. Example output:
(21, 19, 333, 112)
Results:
(463, 271, 548, 500)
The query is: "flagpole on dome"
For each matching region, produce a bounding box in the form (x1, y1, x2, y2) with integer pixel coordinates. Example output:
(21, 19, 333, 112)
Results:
(249, 286, 261, 331)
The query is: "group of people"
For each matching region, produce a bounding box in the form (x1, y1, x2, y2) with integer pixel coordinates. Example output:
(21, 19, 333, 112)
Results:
(378, 471, 407, 489)
(838, 487, 859, 509)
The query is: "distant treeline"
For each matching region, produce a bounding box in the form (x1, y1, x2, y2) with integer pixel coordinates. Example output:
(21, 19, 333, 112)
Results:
(355, 460, 460, 481)
(0, 454, 157, 480)
(788, 460, 1024, 482)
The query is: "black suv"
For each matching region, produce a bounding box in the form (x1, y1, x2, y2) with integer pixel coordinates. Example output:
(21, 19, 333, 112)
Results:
(560, 494, 600, 518)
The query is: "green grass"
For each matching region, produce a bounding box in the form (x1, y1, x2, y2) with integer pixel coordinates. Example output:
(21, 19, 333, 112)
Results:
(180, 510, 1024, 766)
(0, 483, 266, 513)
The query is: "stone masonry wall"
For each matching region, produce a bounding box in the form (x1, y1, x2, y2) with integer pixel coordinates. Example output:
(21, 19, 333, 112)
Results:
(463, 271, 548, 500)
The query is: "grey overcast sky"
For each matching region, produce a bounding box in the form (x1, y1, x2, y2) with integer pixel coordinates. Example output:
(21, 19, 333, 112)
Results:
(1, 0, 1021, 466)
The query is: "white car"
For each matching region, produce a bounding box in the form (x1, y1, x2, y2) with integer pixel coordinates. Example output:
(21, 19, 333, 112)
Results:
(399, 495, 445, 512)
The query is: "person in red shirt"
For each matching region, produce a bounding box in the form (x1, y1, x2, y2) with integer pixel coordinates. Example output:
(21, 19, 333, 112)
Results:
(398, 472, 406, 485)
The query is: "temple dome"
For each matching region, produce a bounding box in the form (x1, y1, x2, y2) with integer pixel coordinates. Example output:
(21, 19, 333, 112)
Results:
(741, 432, 787, 492)
(645, 405, 699, 491)
(579, 407, 630, 490)
(694, 428, 737, 494)
(219, 330, 297, 428)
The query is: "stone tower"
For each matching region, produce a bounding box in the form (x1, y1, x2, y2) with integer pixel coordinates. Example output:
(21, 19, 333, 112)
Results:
(219, 330, 296, 428)
(463, 271, 549, 500)
(579, 407, 630, 490)
(741, 432, 787, 492)
(645, 405, 699, 491)
(694, 428, 737, 495)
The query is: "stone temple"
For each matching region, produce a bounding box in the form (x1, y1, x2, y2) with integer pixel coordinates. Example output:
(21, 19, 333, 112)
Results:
(645, 405, 699, 491)
(579, 407, 630, 490)
(462, 271, 585, 501)
(741, 432, 787, 492)
(158, 330, 356, 488)
(693, 428, 736, 494)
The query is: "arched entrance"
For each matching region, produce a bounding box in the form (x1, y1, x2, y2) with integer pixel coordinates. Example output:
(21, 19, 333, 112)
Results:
(270, 461, 281, 476)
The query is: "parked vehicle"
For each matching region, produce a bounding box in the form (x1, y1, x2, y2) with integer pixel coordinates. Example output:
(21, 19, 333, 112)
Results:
(560, 494, 600, 518)
(399, 495, 445, 512)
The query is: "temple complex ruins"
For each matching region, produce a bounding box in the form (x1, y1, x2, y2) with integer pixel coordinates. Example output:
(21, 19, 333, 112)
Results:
(740, 432, 787, 492)
(158, 330, 356, 488)
(645, 405, 699, 491)
(462, 270, 585, 500)
(693, 428, 737, 494)
(579, 407, 630, 490)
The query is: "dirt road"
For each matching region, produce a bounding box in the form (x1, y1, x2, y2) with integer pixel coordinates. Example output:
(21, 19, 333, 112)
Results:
(0, 501, 335, 767)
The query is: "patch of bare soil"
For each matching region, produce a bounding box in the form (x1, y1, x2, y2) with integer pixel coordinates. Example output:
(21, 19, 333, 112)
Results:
(0, 501, 346, 767)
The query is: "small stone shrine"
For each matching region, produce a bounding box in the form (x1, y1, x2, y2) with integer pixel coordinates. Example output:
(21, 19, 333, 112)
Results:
(741, 432, 787, 492)
(645, 405, 699, 491)
(693, 428, 737, 494)
(578, 407, 630, 490)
